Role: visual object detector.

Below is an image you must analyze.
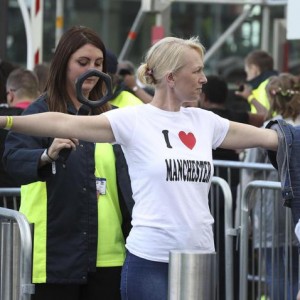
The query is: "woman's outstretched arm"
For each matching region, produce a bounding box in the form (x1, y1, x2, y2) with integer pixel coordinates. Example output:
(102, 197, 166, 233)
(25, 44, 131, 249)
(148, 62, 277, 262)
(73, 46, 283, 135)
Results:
(220, 121, 278, 151)
(0, 112, 115, 144)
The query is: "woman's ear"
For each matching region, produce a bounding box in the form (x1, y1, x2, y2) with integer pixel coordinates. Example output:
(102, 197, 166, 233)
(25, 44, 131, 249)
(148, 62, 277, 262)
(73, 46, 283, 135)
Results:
(167, 72, 175, 88)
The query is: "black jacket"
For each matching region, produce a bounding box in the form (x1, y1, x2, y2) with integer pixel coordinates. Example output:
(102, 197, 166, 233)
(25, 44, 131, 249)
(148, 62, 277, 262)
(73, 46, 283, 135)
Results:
(3, 95, 133, 283)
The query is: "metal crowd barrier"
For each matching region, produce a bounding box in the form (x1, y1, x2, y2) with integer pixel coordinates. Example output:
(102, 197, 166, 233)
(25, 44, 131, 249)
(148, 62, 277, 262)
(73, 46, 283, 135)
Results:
(239, 180, 297, 300)
(2, 162, 295, 300)
(214, 160, 299, 300)
(0, 188, 34, 300)
(0, 188, 21, 211)
(1, 178, 234, 300)
(168, 176, 234, 300)
(213, 160, 274, 227)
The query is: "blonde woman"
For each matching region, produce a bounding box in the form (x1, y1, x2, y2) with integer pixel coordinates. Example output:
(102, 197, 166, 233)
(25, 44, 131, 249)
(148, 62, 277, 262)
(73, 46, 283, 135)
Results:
(1, 36, 278, 300)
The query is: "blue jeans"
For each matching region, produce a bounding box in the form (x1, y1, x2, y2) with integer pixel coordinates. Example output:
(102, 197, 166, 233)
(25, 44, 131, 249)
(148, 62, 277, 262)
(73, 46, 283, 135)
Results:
(121, 251, 169, 300)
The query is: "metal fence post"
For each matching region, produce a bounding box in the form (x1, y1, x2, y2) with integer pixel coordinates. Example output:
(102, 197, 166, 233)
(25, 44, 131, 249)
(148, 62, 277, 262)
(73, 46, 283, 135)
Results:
(0, 221, 13, 300)
(0, 205, 34, 300)
(168, 250, 217, 300)
(239, 180, 281, 300)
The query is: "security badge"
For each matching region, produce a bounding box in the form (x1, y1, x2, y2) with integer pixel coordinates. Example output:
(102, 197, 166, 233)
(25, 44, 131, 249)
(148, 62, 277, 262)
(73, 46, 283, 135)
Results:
(96, 177, 106, 197)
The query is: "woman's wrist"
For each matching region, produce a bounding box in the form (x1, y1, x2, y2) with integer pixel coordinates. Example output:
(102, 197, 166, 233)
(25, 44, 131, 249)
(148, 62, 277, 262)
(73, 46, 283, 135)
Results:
(4, 116, 13, 130)
(40, 149, 56, 163)
(40, 149, 57, 174)
(46, 149, 56, 161)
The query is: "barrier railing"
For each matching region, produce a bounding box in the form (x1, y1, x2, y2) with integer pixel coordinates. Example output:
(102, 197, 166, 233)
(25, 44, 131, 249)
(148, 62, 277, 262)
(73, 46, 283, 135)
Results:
(239, 180, 297, 300)
(211, 176, 235, 300)
(0, 188, 34, 300)
(214, 160, 274, 227)
(0, 188, 21, 210)
(1, 178, 234, 300)
(1, 162, 295, 300)
(213, 160, 299, 300)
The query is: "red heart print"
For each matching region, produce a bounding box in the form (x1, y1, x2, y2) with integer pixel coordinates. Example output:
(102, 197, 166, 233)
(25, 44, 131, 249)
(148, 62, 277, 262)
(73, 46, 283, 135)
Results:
(178, 131, 196, 150)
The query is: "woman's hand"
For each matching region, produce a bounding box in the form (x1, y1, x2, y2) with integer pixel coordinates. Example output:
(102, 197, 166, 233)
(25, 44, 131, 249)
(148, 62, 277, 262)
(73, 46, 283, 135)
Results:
(39, 138, 79, 168)
(48, 138, 79, 160)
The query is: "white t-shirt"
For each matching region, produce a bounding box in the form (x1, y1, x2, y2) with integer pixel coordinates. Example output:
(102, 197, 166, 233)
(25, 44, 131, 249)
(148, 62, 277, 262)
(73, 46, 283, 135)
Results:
(104, 104, 230, 262)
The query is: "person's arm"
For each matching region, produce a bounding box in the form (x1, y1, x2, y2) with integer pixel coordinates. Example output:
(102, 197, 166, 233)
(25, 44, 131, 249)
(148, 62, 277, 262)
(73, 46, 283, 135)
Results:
(3, 131, 52, 184)
(220, 121, 278, 151)
(247, 112, 266, 127)
(248, 98, 269, 117)
(235, 84, 269, 118)
(0, 113, 115, 143)
(123, 74, 153, 104)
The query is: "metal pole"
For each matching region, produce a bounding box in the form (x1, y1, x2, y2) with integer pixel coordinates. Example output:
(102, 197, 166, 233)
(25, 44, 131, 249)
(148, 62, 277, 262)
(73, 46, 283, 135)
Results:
(204, 5, 254, 63)
(213, 176, 234, 300)
(239, 180, 281, 300)
(0, 207, 34, 300)
(0, 222, 12, 300)
(55, 0, 64, 47)
(30, 0, 44, 66)
(168, 250, 217, 300)
(272, 18, 286, 72)
(12, 222, 21, 300)
(118, 8, 147, 61)
(261, 5, 270, 51)
(18, 0, 34, 70)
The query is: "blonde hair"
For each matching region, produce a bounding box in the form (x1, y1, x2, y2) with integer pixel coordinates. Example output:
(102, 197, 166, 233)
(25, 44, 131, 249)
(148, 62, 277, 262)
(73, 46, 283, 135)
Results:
(266, 73, 300, 121)
(137, 36, 205, 86)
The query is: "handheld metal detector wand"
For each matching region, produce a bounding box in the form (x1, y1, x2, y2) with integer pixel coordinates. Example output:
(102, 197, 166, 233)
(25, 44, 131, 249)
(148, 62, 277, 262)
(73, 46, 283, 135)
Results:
(59, 69, 113, 162)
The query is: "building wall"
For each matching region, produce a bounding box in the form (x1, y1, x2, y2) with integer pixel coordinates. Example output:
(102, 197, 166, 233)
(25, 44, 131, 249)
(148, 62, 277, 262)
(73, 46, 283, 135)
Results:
(4, 0, 300, 77)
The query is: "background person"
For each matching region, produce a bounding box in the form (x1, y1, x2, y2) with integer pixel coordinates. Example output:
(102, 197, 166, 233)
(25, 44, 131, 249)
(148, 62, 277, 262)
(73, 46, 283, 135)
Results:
(3, 26, 132, 300)
(235, 50, 278, 118)
(6, 68, 39, 109)
(117, 59, 154, 102)
(0, 68, 39, 192)
(1, 36, 278, 300)
(105, 50, 143, 108)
